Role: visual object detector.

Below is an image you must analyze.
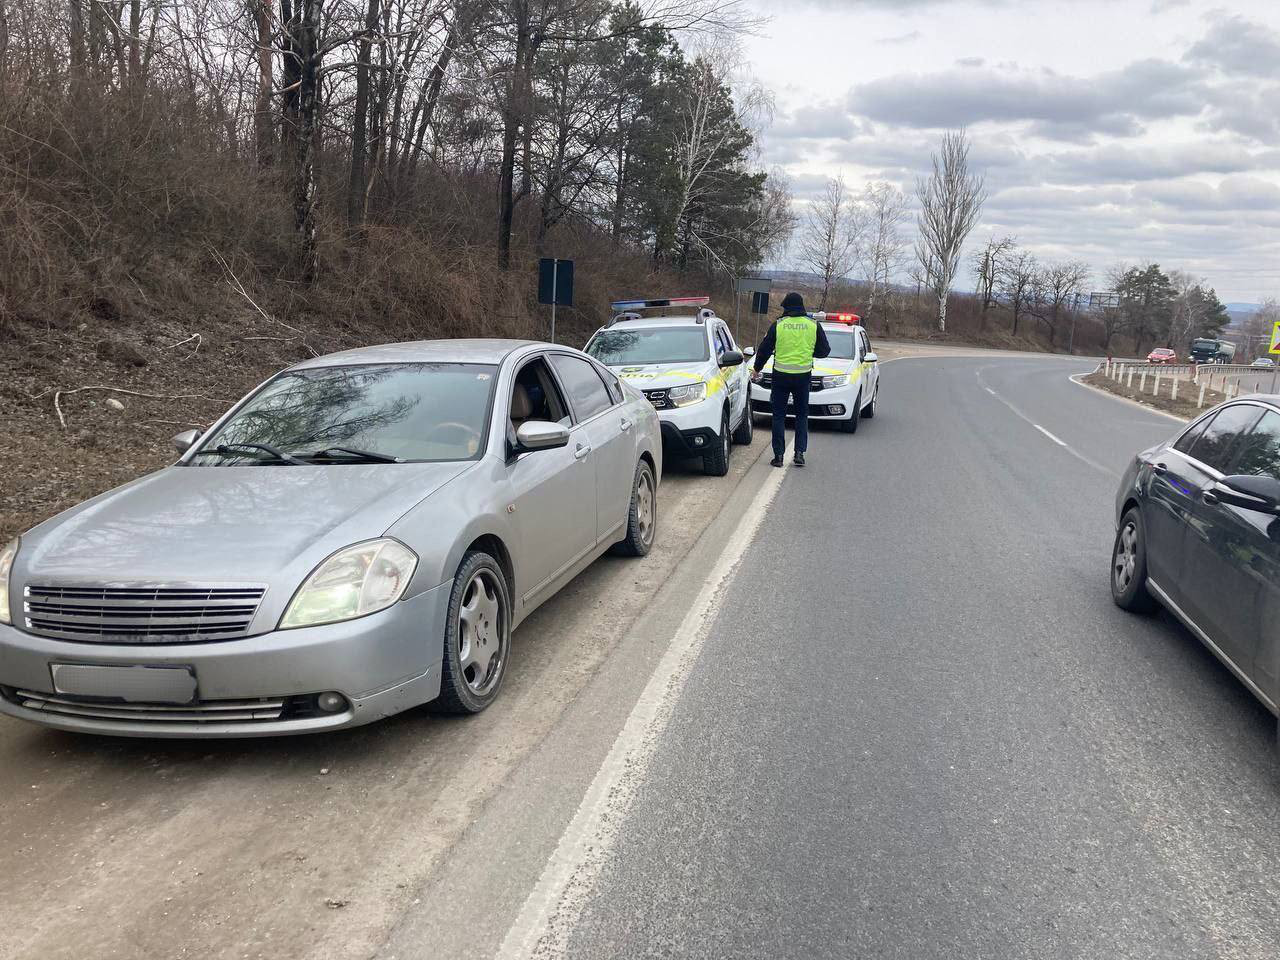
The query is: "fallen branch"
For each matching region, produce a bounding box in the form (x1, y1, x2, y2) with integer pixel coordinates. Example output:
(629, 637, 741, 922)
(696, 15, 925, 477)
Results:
(52, 386, 234, 430)
(167, 333, 203, 354)
(209, 248, 318, 357)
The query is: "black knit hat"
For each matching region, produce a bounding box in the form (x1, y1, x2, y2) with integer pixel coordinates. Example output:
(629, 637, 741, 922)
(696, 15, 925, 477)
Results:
(781, 292, 805, 315)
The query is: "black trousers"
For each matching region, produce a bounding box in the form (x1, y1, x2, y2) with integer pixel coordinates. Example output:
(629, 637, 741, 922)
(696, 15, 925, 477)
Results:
(769, 371, 810, 457)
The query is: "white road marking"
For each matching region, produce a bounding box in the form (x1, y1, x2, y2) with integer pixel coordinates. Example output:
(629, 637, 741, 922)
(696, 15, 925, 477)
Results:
(976, 366, 1118, 478)
(1035, 424, 1068, 446)
(496, 440, 793, 960)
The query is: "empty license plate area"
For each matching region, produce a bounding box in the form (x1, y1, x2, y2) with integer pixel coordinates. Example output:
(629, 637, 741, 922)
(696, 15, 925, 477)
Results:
(50, 664, 198, 704)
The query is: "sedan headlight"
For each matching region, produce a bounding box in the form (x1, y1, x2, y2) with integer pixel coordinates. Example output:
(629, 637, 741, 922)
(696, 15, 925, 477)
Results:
(667, 382, 707, 407)
(280, 539, 418, 629)
(0, 537, 17, 625)
(821, 374, 849, 388)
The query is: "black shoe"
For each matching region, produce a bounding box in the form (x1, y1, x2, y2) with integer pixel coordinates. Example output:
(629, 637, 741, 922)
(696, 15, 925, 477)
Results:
(794, 452, 806, 467)
(770, 456, 784, 468)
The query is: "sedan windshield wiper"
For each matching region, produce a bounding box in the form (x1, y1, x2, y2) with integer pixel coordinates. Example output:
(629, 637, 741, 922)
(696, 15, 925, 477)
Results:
(303, 446, 401, 464)
(191, 442, 306, 465)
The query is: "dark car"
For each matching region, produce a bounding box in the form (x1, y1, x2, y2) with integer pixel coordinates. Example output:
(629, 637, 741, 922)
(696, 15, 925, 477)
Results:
(1111, 396, 1280, 734)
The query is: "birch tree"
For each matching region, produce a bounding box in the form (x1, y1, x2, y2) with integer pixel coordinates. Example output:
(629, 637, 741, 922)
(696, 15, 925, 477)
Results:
(797, 177, 861, 310)
(857, 180, 907, 322)
(915, 129, 985, 332)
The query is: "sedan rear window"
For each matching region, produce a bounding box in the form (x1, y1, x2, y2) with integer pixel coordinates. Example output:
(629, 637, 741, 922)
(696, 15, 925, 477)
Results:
(587, 327, 709, 365)
(1186, 403, 1264, 473)
(1230, 410, 1280, 481)
(197, 363, 497, 464)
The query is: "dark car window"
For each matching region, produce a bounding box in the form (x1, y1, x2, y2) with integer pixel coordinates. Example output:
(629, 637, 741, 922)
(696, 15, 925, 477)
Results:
(1187, 403, 1264, 473)
(1173, 415, 1213, 456)
(1229, 410, 1280, 480)
(550, 354, 613, 422)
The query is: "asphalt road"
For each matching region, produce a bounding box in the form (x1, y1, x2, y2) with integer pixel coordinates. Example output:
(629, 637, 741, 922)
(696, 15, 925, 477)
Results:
(535, 355, 1280, 959)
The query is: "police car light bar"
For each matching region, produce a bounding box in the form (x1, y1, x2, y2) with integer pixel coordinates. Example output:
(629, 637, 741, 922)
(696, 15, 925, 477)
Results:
(810, 311, 860, 325)
(610, 296, 711, 311)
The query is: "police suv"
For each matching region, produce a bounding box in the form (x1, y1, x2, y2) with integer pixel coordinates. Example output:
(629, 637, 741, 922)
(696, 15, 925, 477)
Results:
(749, 312, 880, 433)
(585, 297, 754, 476)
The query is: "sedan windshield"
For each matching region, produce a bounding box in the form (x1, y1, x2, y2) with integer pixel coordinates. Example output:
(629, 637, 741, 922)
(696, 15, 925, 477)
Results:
(195, 362, 497, 464)
(823, 330, 856, 360)
(587, 327, 709, 365)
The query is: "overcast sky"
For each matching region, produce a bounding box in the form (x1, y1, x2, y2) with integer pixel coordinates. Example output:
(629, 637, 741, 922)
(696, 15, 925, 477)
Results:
(741, 0, 1280, 303)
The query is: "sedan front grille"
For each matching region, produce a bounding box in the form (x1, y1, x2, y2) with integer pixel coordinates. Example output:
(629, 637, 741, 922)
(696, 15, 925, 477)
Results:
(23, 584, 266, 644)
(6, 688, 286, 723)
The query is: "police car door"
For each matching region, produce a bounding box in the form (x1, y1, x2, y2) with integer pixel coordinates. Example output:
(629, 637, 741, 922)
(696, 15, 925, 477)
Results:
(859, 327, 878, 408)
(714, 322, 745, 427)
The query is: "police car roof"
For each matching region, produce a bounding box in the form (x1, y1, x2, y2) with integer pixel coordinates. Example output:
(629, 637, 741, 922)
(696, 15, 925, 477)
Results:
(607, 314, 717, 328)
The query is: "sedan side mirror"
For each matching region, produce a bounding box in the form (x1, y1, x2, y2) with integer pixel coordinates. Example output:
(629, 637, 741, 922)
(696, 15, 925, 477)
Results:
(743, 347, 755, 359)
(864, 352, 879, 364)
(1208, 475, 1280, 514)
(173, 429, 201, 454)
(515, 420, 571, 452)
(718, 350, 744, 367)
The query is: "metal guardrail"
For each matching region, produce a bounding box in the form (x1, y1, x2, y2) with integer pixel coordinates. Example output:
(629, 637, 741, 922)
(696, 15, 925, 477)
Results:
(1097, 358, 1280, 409)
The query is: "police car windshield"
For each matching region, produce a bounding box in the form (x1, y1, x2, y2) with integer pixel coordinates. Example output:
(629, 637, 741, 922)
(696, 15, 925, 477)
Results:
(823, 330, 856, 360)
(588, 327, 710, 365)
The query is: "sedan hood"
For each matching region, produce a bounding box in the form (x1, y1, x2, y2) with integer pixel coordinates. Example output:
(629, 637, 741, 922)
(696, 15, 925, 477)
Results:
(17, 462, 472, 584)
(759, 358, 858, 378)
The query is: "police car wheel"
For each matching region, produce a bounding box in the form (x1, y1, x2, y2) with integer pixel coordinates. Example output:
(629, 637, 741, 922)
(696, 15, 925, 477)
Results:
(703, 410, 731, 476)
(611, 459, 657, 557)
(862, 384, 877, 419)
(732, 404, 753, 445)
(839, 390, 861, 433)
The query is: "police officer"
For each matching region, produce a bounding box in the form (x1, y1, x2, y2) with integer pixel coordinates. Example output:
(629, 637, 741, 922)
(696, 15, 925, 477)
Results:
(751, 292, 831, 468)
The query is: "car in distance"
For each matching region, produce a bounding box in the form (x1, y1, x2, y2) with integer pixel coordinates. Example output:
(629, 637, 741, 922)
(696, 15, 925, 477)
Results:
(1252, 357, 1276, 369)
(0, 340, 662, 737)
(1147, 347, 1177, 364)
(585, 296, 752, 476)
(1111, 395, 1280, 734)
(749, 312, 880, 433)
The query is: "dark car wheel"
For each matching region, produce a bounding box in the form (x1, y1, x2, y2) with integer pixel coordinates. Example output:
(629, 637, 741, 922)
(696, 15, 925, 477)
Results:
(862, 383, 878, 419)
(611, 459, 657, 557)
(433, 551, 512, 714)
(703, 409, 731, 476)
(1111, 507, 1157, 613)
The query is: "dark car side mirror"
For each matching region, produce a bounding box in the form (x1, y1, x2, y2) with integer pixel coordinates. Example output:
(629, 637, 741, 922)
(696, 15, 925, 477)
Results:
(719, 350, 744, 367)
(515, 420, 571, 453)
(1210, 475, 1280, 514)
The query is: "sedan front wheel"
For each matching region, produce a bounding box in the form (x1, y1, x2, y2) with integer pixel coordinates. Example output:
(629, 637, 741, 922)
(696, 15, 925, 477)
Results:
(434, 551, 512, 714)
(1111, 508, 1157, 613)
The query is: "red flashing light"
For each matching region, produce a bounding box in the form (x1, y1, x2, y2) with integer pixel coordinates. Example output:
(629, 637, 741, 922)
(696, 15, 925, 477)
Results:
(826, 312, 860, 325)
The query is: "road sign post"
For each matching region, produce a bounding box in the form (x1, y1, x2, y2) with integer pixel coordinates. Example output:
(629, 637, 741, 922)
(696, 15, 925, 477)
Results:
(538, 258, 574, 343)
(735, 277, 772, 342)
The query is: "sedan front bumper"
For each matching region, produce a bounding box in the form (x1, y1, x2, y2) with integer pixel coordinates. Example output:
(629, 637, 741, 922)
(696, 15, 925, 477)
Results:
(0, 581, 450, 737)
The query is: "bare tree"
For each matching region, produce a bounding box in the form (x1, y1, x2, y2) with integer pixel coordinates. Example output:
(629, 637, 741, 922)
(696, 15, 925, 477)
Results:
(915, 129, 985, 332)
(857, 180, 907, 323)
(1031, 260, 1090, 347)
(972, 234, 1015, 321)
(797, 176, 861, 310)
(998, 250, 1037, 336)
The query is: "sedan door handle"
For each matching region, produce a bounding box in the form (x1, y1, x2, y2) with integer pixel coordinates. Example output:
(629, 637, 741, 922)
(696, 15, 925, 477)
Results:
(574, 443, 592, 460)
(1202, 489, 1220, 505)
(620, 417, 633, 431)
(1152, 462, 1168, 475)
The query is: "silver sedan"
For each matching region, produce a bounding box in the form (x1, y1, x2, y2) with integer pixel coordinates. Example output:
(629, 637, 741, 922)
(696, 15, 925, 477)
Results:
(0, 340, 662, 737)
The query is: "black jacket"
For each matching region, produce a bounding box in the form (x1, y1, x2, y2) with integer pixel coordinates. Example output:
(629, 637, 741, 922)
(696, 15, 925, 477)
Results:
(752, 313, 832, 373)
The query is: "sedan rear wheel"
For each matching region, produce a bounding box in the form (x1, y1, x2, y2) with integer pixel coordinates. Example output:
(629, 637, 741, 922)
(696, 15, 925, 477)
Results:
(612, 459, 657, 557)
(434, 552, 511, 714)
(1111, 508, 1156, 613)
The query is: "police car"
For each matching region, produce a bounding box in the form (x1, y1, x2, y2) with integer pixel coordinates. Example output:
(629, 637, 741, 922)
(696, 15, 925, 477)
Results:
(585, 297, 753, 476)
(749, 312, 880, 433)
